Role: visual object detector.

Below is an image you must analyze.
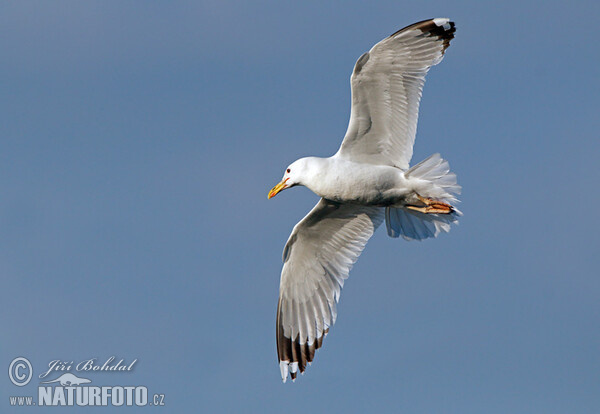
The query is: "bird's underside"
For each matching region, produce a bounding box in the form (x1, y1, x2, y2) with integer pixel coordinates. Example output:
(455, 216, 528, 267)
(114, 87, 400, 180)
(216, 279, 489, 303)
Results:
(272, 18, 459, 382)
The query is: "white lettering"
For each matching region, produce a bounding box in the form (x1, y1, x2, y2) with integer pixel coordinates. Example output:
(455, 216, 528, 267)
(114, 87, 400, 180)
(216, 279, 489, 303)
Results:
(76, 358, 96, 371)
(89, 386, 101, 406)
(64, 387, 75, 405)
(39, 360, 73, 379)
(112, 386, 124, 406)
(52, 387, 66, 406)
(37, 385, 150, 406)
(125, 386, 135, 405)
(135, 386, 148, 406)
(38, 387, 53, 406)
(76, 386, 89, 406)
(102, 386, 111, 405)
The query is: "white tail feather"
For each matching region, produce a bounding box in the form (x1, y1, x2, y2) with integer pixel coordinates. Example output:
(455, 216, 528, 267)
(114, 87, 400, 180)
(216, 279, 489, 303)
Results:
(405, 153, 460, 203)
(386, 154, 461, 241)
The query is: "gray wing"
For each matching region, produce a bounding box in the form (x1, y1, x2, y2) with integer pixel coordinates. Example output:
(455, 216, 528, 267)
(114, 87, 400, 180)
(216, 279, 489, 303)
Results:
(276, 198, 384, 382)
(336, 18, 456, 170)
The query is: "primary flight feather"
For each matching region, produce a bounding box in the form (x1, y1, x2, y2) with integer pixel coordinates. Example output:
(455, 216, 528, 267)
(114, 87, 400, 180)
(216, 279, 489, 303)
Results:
(268, 18, 461, 382)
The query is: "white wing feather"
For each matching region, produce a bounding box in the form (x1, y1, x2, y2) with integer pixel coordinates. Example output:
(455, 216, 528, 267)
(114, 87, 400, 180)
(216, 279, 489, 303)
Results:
(336, 18, 456, 170)
(276, 199, 384, 381)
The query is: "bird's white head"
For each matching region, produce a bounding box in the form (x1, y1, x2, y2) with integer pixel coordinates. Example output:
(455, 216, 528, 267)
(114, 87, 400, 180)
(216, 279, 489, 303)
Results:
(267, 158, 311, 199)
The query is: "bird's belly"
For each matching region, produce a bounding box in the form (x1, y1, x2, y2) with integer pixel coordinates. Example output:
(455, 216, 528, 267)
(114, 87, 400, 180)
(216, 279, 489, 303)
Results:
(316, 166, 412, 206)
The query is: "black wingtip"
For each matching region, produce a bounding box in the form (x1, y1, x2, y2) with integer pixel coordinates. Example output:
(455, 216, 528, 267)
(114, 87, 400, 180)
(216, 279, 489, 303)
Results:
(424, 19, 456, 53)
(277, 296, 331, 382)
(389, 18, 456, 52)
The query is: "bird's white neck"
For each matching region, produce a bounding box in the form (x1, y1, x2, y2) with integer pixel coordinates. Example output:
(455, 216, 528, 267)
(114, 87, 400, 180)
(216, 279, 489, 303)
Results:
(296, 156, 336, 197)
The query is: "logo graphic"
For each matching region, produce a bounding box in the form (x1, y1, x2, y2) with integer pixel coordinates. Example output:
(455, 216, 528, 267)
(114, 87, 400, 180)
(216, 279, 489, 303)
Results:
(8, 356, 166, 408)
(41, 373, 91, 386)
(8, 357, 32, 386)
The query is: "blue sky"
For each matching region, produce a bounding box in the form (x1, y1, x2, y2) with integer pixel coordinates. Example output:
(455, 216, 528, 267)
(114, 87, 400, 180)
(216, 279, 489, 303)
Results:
(1, 1, 599, 412)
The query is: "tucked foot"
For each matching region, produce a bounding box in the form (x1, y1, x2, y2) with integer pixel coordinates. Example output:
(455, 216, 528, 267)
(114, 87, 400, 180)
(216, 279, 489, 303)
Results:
(406, 195, 455, 214)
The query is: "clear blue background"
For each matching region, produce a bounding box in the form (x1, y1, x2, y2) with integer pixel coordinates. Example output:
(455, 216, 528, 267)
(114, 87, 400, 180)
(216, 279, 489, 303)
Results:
(2, 1, 599, 412)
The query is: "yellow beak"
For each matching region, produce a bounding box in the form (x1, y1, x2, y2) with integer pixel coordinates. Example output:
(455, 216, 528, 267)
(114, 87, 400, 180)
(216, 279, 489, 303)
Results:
(268, 178, 289, 199)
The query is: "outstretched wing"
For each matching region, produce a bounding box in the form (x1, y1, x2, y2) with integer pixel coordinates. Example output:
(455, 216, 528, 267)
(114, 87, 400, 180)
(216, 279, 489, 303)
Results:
(276, 199, 384, 382)
(336, 18, 456, 170)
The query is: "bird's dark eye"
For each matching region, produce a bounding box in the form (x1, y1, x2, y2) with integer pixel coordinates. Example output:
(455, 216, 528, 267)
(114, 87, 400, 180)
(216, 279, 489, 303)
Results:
(287, 168, 291, 173)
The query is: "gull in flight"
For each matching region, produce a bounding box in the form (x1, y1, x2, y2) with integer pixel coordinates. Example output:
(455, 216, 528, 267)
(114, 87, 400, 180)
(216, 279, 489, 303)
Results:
(268, 18, 460, 382)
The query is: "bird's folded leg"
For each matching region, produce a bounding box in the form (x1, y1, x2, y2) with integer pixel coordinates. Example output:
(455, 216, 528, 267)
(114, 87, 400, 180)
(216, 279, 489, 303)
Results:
(406, 195, 454, 214)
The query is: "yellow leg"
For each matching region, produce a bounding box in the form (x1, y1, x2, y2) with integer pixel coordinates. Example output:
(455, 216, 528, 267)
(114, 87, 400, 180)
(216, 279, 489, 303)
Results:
(406, 195, 455, 214)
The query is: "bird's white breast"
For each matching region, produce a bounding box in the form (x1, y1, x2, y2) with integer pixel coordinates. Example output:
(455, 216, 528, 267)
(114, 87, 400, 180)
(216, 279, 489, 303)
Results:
(304, 157, 412, 206)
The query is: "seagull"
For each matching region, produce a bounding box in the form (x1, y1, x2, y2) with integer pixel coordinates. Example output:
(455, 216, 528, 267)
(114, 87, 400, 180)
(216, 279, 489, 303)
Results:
(268, 18, 460, 382)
